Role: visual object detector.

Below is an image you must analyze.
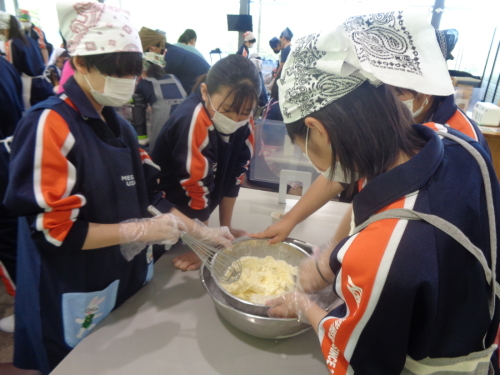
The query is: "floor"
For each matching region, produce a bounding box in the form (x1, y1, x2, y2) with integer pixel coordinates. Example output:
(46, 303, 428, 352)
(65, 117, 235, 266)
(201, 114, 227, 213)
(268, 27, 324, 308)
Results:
(0, 284, 14, 364)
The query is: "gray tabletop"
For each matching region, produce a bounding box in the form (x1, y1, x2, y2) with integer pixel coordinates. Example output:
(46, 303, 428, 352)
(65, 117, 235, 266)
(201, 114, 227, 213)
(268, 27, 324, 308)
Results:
(51, 188, 349, 375)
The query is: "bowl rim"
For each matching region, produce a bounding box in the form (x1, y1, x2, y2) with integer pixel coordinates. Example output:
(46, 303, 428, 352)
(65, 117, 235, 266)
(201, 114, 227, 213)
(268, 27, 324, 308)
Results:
(211, 237, 311, 309)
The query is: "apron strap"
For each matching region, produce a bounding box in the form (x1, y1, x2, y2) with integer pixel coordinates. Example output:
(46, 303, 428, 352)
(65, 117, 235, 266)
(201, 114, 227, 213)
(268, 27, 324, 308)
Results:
(352, 128, 498, 346)
(352, 207, 500, 300)
(144, 76, 187, 101)
(157, 76, 187, 98)
(438, 131, 497, 320)
(143, 77, 164, 101)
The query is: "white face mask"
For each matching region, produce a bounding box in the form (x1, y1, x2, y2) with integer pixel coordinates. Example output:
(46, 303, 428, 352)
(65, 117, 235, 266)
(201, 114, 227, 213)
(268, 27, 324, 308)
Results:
(302, 127, 358, 184)
(401, 95, 429, 119)
(85, 72, 136, 107)
(21, 21, 32, 29)
(208, 95, 250, 135)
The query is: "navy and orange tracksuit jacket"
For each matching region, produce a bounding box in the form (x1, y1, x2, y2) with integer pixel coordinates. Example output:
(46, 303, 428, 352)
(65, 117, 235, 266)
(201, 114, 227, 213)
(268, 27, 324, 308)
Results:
(151, 90, 254, 222)
(319, 124, 500, 374)
(433, 94, 490, 154)
(3, 77, 173, 374)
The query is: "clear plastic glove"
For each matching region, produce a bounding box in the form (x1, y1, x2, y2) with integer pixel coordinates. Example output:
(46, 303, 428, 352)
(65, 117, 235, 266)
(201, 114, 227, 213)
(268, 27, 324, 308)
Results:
(266, 291, 317, 323)
(119, 214, 188, 261)
(296, 241, 337, 294)
(228, 227, 249, 238)
(250, 217, 296, 244)
(190, 219, 234, 249)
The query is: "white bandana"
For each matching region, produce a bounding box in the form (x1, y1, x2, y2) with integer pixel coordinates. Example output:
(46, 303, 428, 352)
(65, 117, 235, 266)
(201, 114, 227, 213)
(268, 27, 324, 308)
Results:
(0, 11, 10, 30)
(57, 0, 142, 56)
(278, 9, 455, 123)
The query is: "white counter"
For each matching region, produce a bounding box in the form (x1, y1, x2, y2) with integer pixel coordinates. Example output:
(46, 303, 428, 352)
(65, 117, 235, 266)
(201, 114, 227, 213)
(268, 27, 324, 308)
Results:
(51, 188, 350, 375)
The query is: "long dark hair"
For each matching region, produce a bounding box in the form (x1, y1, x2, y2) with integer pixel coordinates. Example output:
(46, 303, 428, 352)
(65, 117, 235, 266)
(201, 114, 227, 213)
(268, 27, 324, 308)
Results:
(9, 15, 28, 45)
(286, 82, 426, 192)
(198, 54, 261, 113)
(178, 29, 197, 44)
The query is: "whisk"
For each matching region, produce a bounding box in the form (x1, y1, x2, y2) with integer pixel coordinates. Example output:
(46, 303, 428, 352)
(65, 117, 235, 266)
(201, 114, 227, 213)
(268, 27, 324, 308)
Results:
(147, 206, 242, 283)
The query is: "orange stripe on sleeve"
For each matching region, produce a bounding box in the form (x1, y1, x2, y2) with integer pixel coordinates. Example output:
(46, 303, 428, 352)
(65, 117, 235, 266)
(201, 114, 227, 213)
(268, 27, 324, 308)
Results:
(0, 262, 16, 296)
(320, 197, 407, 374)
(181, 106, 212, 210)
(35, 110, 84, 245)
(5, 41, 12, 63)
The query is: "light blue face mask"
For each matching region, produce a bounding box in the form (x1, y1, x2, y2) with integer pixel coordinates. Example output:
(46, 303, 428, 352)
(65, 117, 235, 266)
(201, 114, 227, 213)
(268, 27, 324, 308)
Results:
(302, 127, 358, 183)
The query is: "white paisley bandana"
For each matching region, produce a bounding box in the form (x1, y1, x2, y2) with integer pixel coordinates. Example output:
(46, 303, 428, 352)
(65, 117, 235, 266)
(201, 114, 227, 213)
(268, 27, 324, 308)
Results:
(278, 9, 455, 123)
(57, 0, 142, 57)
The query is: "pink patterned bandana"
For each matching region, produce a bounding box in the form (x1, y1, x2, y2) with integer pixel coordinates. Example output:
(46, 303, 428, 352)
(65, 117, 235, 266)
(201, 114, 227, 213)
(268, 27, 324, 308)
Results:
(57, 1, 142, 56)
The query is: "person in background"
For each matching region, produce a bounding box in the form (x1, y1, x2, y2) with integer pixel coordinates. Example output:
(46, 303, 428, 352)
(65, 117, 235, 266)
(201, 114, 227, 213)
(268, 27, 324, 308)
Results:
(174, 29, 205, 60)
(135, 51, 186, 152)
(0, 56, 23, 336)
(260, 10, 500, 373)
(164, 42, 210, 94)
(139, 27, 210, 94)
(269, 36, 281, 55)
(0, 11, 53, 109)
(236, 31, 256, 58)
(138, 26, 166, 56)
(152, 54, 260, 271)
(249, 52, 268, 109)
(17, 9, 52, 64)
(45, 47, 70, 92)
(275, 27, 293, 78)
(254, 26, 490, 245)
(4, 2, 233, 373)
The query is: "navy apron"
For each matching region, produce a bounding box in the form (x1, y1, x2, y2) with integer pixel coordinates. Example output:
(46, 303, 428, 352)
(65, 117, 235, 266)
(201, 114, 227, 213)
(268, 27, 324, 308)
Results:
(14, 97, 154, 374)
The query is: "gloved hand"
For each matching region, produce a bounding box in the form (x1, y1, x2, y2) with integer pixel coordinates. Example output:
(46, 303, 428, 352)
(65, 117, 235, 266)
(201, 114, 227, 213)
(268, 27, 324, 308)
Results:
(190, 219, 234, 249)
(266, 291, 317, 323)
(250, 216, 296, 244)
(119, 214, 188, 261)
(296, 241, 337, 294)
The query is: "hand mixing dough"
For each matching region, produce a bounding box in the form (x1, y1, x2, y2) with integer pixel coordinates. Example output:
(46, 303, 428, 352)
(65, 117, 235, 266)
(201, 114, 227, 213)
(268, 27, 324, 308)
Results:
(222, 256, 297, 304)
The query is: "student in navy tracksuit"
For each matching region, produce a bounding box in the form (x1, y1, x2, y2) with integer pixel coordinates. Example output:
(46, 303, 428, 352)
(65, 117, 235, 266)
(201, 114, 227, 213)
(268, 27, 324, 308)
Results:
(1, 13, 53, 107)
(237, 31, 256, 58)
(152, 54, 261, 271)
(3, 3, 232, 373)
(256, 27, 490, 245)
(272, 81, 500, 375)
(0, 56, 23, 297)
(274, 27, 292, 79)
(259, 13, 500, 374)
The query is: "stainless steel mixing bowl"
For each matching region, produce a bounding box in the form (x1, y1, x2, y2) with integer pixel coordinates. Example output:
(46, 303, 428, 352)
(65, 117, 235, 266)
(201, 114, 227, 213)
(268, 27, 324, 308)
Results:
(211, 237, 310, 316)
(201, 238, 341, 339)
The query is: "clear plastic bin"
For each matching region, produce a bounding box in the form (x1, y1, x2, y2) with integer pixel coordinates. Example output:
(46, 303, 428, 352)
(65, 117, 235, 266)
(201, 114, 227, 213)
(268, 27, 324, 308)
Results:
(250, 119, 320, 184)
